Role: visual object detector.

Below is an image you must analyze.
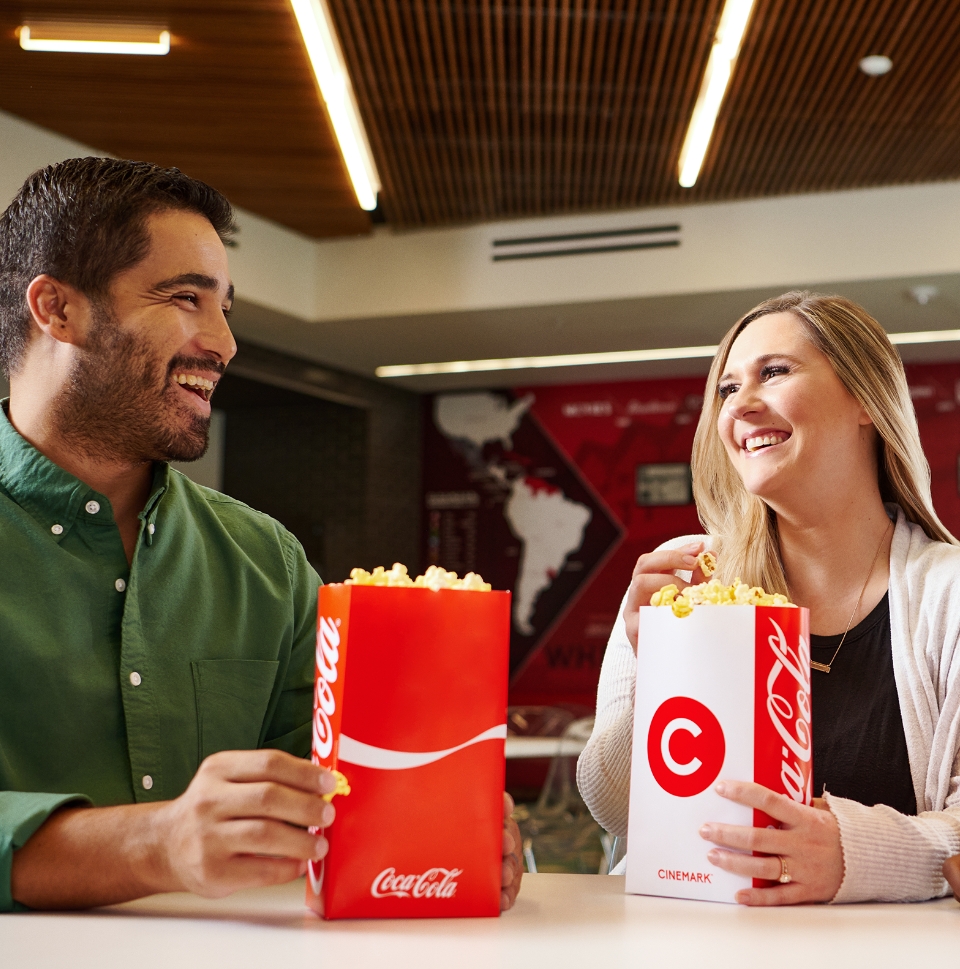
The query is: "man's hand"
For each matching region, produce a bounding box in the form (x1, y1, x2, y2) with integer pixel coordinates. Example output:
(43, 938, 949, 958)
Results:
(11, 749, 338, 909)
(154, 749, 337, 898)
(500, 792, 523, 911)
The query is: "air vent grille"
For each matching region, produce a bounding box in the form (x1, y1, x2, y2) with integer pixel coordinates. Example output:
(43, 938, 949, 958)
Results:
(491, 224, 680, 262)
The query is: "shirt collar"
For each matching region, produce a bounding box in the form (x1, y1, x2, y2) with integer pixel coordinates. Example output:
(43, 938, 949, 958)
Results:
(0, 400, 169, 537)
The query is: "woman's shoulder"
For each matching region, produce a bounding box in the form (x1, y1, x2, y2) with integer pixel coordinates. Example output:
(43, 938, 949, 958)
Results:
(896, 511, 960, 574)
(654, 533, 711, 552)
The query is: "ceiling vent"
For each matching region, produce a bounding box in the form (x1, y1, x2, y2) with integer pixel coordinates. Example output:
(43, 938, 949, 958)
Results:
(491, 223, 680, 262)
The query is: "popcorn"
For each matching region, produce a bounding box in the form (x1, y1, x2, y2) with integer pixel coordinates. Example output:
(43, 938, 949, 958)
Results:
(696, 550, 717, 577)
(346, 562, 492, 592)
(322, 769, 352, 803)
(651, 578, 794, 618)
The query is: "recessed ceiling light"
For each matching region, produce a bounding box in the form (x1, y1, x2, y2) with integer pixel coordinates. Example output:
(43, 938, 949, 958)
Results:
(859, 54, 893, 76)
(289, 0, 382, 212)
(18, 23, 170, 55)
(909, 285, 938, 305)
(677, 0, 758, 189)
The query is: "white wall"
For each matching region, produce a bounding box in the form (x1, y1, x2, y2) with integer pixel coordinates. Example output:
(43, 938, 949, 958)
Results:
(310, 181, 960, 322)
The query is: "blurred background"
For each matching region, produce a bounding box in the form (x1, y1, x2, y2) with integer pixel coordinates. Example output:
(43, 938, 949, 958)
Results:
(3, 0, 960, 871)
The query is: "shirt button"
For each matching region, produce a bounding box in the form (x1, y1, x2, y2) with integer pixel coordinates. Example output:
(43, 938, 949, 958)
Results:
(129, 671, 142, 687)
(85, 500, 101, 515)
(115, 578, 127, 592)
(142, 775, 154, 791)
(148, 523, 156, 535)
(51, 524, 64, 535)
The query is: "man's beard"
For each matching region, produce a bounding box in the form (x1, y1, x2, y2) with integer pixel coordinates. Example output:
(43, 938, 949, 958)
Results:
(52, 303, 213, 464)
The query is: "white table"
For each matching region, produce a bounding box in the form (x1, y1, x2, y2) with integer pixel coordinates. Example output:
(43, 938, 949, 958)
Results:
(504, 736, 587, 758)
(4, 874, 958, 969)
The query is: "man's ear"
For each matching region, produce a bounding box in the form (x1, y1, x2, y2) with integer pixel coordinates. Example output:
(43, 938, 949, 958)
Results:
(25, 274, 91, 347)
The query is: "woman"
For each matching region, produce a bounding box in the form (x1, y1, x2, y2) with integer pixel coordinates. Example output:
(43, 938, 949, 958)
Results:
(578, 291, 960, 904)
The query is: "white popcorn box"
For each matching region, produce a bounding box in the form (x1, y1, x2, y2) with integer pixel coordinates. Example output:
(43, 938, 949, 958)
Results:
(626, 604, 812, 903)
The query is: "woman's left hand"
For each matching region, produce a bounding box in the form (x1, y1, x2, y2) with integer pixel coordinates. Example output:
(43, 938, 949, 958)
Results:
(699, 780, 844, 905)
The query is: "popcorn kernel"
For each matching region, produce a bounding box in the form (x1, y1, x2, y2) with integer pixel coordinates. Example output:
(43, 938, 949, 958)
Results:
(322, 769, 351, 803)
(696, 550, 717, 577)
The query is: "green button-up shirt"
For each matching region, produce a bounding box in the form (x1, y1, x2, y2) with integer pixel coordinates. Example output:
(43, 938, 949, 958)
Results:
(0, 403, 319, 911)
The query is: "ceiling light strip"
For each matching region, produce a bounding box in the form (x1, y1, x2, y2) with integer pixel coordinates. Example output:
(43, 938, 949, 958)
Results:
(376, 345, 721, 378)
(376, 329, 960, 379)
(888, 329, 960, 345)
(18, 25, 170, 55)
(289, 0, 381, 211)
(677, 0, 757, 189)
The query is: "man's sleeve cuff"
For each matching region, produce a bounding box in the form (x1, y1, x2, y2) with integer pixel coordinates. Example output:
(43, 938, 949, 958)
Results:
(0, 791, 92, 913)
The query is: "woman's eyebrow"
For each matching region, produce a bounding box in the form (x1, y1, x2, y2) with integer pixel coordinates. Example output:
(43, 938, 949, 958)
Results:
(720, 352, 801, 381)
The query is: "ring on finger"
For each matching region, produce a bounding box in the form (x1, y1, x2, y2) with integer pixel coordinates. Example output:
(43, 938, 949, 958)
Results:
(777, 855, 792, 884)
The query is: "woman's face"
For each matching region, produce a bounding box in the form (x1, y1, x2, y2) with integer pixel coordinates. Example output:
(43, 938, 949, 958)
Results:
(716, 312, 874, 510)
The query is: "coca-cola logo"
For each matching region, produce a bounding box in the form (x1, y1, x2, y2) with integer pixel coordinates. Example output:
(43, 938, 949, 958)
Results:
(647, 697, 725, 797)
(765, 619, 812, 803)
(371, 867, 463, 900)
(312, 616, 341, 762)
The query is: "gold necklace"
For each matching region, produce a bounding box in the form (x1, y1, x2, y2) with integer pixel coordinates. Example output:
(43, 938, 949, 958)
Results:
(809, 520, 892, 674)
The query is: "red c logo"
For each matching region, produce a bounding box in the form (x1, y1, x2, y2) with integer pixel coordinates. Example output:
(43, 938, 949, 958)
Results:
(647, 697, 725, 797)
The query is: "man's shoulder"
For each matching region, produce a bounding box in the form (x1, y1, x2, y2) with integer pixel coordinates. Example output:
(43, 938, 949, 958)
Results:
(165, 469, 302, 563)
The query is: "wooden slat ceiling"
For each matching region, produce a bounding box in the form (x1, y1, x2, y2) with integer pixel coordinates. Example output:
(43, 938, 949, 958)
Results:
(2, 1, 960, 236)
(0, 0, 371, 238)
(328, 0, 960, 226)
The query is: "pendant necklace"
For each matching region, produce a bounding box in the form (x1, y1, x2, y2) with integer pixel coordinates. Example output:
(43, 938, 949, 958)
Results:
(809, 520, 892, 674)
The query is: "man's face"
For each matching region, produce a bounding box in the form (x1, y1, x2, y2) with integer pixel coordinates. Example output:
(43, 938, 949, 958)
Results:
(54, 208, 236, 464)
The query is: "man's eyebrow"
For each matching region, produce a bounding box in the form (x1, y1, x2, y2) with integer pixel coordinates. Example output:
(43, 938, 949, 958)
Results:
(720, 353, 800, 382)
(153, 273, 226, 296)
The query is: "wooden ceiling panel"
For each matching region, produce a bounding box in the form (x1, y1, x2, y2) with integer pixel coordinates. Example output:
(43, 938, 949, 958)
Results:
(0, 0, 371, 238)
(2, 1, 959, 237)
(326, 0, 960, 227)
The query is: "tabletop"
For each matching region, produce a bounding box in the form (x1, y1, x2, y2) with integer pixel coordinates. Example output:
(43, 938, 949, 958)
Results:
(4, 873, 959, 969)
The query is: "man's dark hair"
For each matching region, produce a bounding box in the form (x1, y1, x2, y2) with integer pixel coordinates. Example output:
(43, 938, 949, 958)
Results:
(0, 157, 237, 376)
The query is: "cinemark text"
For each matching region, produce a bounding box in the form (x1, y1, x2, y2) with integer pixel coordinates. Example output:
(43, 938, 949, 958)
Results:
(658, 869, 713, 883)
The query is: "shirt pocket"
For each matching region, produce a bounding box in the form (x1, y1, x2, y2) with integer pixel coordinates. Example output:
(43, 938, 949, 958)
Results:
(191, 659, 280, 762)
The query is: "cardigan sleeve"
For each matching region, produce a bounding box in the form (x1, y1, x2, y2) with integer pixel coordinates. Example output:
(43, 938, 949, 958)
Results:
(576, 534, 708, 837)
(576, 590, 636, 837)
(826, 794, 960, 903)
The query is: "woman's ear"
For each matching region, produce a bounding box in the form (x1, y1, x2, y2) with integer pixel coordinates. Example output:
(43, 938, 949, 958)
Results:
(25, 274, 91, 347)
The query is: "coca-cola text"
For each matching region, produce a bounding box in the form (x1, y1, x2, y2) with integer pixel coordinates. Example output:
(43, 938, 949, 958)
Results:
(765, 618, 812, 804)
(371, 867, 463, 900)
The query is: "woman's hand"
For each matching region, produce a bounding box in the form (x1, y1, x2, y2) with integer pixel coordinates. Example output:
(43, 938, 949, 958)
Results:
(623, 543, 707, 654)
(699, 781, 844, 905)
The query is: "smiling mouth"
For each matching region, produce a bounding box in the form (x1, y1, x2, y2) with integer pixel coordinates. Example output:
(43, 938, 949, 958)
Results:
(173, 372, 216, 403)
(743, 432, 790, 453)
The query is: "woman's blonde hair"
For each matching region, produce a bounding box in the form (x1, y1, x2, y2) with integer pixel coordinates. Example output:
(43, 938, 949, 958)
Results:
(692, 291, 957, 592)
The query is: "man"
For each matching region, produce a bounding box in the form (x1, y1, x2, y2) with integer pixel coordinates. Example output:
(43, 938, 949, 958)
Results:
(0, 157, 523, 911)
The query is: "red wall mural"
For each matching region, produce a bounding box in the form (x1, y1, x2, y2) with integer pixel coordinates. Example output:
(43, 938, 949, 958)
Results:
(423, 361, 960, 711)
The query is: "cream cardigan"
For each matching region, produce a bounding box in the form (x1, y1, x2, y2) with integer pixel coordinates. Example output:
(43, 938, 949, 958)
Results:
(577, 505, 960, 902)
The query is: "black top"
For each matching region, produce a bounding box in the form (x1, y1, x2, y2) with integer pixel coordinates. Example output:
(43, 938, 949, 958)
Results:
(810, 593, 917, 816)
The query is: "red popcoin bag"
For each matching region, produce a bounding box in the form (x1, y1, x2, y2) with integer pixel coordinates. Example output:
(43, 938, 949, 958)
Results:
(305, 583, 511, 919)
(627, 604, 813, 902)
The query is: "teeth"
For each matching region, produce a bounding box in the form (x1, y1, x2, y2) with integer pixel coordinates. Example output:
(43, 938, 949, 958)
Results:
(174, 374, 215, 392)
(745, 434, 787, 452)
